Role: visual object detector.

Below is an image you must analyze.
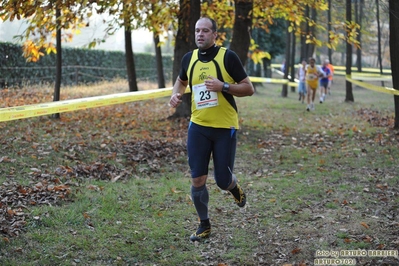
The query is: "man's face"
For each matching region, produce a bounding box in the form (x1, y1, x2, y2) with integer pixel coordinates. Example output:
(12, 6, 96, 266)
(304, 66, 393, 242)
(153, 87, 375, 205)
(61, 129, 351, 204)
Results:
(309, 59, 315, 66)
(195, 18, 217, 50)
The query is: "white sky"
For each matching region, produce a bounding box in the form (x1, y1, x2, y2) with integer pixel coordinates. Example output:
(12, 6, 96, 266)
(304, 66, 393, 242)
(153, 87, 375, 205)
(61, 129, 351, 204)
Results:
(0, 14, 154, 52)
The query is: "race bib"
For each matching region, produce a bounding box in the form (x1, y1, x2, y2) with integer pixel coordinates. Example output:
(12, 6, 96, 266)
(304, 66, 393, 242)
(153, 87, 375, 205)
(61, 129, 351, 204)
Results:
(193, 83, 219, 110)
(307, 74, 316, 80)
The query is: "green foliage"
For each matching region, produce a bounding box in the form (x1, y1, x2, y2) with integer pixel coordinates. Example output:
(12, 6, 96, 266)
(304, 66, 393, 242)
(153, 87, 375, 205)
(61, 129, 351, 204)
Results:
(253, 19, 287, 58)
(0, 42, 173, 87)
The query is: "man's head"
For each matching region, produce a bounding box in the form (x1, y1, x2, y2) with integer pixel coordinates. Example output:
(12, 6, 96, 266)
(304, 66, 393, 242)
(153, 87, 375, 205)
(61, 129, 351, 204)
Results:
(195, 17, 218, 50)
(309, 57, 316, 66)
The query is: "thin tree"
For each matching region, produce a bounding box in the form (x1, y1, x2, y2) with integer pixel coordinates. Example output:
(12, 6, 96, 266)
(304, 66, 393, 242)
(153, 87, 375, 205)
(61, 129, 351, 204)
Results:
(290, 29, 296, 93)
(281, 21, 291, 98)
(327, 0, 332, 63)
(124, 28, 138, 92)
(345, 0, 354, 102)
(153, 33, 166, 89)
(52, 4, 62, 119)
(145, 0, 178, 89)
(376, 0, 385, 87)
(300, 5, 310, 60)
(307, 6, 317, 58)
(389, 0, 399, 128)
(355, 0, 363, 72)
(122, 2, 138, 92)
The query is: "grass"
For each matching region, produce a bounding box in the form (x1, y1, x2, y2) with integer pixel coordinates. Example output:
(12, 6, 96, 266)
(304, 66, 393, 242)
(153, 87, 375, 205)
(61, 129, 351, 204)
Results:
(0, 76, 398, 265)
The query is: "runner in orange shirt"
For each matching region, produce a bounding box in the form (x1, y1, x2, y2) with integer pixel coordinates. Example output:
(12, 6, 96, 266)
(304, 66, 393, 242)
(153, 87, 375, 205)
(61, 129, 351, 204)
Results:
(325, 59, 334, 95)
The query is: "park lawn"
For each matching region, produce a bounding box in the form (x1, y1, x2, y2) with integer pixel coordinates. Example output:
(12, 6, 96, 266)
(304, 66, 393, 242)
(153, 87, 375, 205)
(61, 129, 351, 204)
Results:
(0, 76, 398, 265)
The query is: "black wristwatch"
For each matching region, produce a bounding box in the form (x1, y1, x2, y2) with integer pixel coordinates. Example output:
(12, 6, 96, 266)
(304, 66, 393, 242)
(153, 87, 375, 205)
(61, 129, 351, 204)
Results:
(222, 82, 230, 92)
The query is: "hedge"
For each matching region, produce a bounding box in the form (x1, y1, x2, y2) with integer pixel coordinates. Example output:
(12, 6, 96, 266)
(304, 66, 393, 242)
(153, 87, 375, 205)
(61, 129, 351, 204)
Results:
(0, 42, 173, 87)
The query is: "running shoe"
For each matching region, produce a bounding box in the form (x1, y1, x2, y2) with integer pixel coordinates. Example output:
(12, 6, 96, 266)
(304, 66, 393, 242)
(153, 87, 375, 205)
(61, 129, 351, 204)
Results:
(233, 184, 246, 207)
(190, 221, 211, 242)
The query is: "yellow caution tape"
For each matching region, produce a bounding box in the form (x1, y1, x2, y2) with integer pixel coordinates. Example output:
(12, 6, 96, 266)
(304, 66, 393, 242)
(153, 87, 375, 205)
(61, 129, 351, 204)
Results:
(334, 66, 391, 74)
(2, 74, 395, 122)
(271, 63, 392, 74)
(249, 76, 298, 87)
(0, 87, 175, 122)
(334, 70, 392, 80)
(349, 75, 392, 81)
(249, 76, 287, 84)
(346, 75, 399, 95)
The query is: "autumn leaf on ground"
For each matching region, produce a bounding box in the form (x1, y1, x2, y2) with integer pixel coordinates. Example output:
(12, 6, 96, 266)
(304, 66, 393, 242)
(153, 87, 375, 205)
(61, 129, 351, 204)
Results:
(360, 222, 369, 229)
(171, 187, 183, 194)
(363, 235, 373, 243)
(291, 247, 301, 254)
(376, 183, 388, 190)
(377, 243, 386, 249)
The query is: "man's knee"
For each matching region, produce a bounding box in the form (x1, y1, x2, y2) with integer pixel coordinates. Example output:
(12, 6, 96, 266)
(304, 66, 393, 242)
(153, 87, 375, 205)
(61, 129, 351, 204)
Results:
(192, 175, 207, 187)
(216, 174, 237, 190)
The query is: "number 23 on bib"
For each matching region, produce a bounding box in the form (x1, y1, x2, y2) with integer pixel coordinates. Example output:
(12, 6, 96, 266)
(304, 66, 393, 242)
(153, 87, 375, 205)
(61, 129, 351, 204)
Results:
(193, 83, 219, 110)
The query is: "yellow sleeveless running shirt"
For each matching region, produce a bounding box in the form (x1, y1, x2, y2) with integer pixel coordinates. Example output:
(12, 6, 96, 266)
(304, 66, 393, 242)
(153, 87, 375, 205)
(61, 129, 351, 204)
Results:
(187, 47, 239, 129)
(306, 65, 319, 89)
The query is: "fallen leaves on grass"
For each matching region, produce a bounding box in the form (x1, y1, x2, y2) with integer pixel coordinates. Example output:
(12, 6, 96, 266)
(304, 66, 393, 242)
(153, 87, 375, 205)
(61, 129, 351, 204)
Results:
(357, 108, 395, 128)
(121, 139, 187, 172)
(0, 137, 187, 238)
(0, 179, 71, 237)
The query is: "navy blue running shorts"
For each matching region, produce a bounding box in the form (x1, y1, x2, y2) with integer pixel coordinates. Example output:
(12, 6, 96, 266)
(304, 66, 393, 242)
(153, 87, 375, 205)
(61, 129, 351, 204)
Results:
(187, 122, 237, 190)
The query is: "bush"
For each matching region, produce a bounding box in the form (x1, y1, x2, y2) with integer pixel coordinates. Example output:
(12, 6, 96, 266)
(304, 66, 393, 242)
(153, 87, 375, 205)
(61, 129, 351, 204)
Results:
(0, 42, 173, 87)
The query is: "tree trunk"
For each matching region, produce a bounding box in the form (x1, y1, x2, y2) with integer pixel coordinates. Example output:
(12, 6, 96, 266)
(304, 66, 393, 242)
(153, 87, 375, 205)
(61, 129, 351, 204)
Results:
(355, 0, 362, 72)
(125, 29, 138, 92)
(229, 0, 253, 67)
(153, 33, 165, 88)
(376, 0, 385, 86)
(171, 0, 200, 118)
(307, 7, 317, 57)
(290, 30, 296, 92)
(262, 58, 272, 78)
(345, 0, 354, 102)
(389, 0, 399, 129)
(300, 5, 309, 60)
(52, 6, 62, 119)
(282, 22, 291, 98)
(327, 0, 332, 63)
